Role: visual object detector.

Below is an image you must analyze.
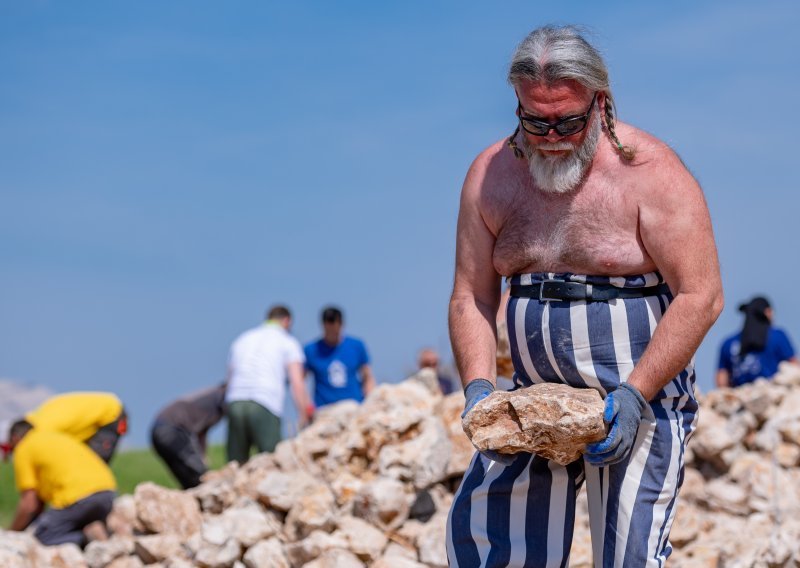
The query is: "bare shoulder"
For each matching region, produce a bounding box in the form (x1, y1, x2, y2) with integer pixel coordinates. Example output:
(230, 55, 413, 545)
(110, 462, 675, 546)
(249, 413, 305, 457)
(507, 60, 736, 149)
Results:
(464, 139, 514, 189)
(461, 139, 523, 233)
(615, 122, 700, 198)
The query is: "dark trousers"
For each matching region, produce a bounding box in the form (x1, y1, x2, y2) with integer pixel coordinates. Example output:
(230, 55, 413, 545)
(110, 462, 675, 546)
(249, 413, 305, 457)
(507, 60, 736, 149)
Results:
(87, 409, 127, 463)
(226, 400, 281, 464)
(34, 490, 115, 547)
(151, 421, 207, 489)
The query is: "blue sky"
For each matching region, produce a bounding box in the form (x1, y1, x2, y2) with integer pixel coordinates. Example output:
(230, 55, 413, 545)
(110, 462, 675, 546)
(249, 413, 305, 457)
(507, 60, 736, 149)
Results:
(2, 1, 799, 446)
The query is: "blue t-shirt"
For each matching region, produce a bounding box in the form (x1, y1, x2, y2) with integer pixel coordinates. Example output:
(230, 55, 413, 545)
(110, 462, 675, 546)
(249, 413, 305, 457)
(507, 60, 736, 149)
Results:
(304, 336, 370, 407)
(718, 328, 796, 387)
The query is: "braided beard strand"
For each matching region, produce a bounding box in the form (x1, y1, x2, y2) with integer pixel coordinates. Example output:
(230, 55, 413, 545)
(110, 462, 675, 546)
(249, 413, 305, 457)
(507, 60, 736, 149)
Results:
(521, 115, 601, 194)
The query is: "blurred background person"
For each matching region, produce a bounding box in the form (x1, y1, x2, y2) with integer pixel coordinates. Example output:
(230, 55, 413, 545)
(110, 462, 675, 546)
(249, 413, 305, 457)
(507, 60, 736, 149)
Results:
(24, 391, 127, 462)
(716, 296, 797, 388)
(417, 347, 457, 395)
(225, 305, 309, 464)
(5, 420, 116, 547)
(150, 383, 226, 489)
(304, 306, 375, 413)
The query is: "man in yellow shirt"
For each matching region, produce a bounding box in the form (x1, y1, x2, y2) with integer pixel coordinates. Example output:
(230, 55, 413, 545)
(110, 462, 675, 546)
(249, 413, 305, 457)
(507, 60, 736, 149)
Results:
(6, 420, 117, 546)
(25, 391, 127, 462)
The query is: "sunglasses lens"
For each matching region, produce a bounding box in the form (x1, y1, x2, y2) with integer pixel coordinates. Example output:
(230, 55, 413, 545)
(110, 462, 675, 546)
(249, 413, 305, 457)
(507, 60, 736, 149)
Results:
(556, 118, 586, 136)
(521, 120, 549, 136)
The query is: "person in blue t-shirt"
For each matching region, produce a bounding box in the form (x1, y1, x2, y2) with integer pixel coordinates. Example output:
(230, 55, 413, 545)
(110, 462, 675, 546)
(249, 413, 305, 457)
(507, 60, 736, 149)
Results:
(716, 296, 797, 388)
(304, 306, 376, 411)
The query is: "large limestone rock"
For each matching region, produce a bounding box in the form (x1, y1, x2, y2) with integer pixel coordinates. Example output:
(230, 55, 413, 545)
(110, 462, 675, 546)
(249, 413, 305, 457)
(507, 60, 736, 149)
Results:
(352, 477, 411, 531)
(135, 482, 202, 539)
(462, 382, 606, 465)
(377, 416, 452, 489)
(242, 538, 290, 568)
(285, 484, 338, 540)
(84, 537, 134, 568)
(134, 534, 186, 564)
(303, 548, 365, 568)
(334, 515, 388, 563)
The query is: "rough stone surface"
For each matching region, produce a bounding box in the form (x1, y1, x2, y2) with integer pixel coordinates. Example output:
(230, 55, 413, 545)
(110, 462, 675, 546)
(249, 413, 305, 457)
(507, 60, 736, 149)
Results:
(33, 543, 88, 568)
(285, 530, 349, 566)
(84, 537, 134, 568)
(242, 538, 290, 568)
(462, 382, 606, 465)
(135, 482, 202, 539)
(106, 494, 140, 537)
(335, 515, 388, 563)
(303, 548, 365, 568)
(352, 477, 411, 531)
(285, 484, 337, 540)
(134, 534, 186, 564)
(256, 469, 322, 512)
(377, 416, 451, 489)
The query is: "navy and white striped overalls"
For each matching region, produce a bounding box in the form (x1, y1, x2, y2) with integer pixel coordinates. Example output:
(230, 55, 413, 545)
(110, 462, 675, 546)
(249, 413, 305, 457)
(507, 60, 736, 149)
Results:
(447, 272, 698, 568)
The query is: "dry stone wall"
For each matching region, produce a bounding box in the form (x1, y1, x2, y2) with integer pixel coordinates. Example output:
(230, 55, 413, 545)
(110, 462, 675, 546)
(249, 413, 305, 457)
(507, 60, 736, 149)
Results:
(4, 364, 800, 567)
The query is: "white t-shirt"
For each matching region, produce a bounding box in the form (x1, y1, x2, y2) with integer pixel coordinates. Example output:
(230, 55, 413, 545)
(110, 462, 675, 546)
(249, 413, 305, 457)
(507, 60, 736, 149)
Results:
(225, 323, 305, 417)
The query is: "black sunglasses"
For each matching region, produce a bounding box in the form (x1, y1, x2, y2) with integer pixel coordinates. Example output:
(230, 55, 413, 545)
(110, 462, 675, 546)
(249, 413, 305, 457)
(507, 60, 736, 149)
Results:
(517, 92, 598, 137)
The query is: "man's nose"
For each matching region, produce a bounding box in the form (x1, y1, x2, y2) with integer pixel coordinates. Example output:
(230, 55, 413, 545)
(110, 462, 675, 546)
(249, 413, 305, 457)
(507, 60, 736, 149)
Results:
(544, 128, 563, 143)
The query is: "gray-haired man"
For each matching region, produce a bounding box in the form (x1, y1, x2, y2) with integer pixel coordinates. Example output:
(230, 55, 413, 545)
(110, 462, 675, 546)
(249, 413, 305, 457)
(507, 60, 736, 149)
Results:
(447, 26, 723, 567)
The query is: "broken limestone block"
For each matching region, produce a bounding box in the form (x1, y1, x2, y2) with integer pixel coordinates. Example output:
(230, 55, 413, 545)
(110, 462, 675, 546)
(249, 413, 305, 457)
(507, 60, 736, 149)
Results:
(135, 482, 202, 539)
(462, 382, 605, 465)
(303, 548, 366, 568)
(134, 534, 186, 564)
(84, 537, 134, 568)
(242, 538, 290, 568)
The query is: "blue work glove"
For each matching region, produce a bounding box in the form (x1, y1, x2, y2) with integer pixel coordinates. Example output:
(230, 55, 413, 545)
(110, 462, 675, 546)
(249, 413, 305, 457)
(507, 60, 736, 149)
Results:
(585, 382, 647, 467)
(462, 379, 516, 466)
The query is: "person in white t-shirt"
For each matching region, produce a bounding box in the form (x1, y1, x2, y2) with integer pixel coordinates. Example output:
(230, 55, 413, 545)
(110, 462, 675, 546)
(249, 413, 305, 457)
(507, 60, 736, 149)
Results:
(225, 305, 311, 463)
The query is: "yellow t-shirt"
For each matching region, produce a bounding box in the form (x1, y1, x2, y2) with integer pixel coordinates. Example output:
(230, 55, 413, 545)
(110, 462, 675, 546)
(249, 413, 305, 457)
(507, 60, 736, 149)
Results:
(26, 392, 123, 442)
(13, 430, 116, 509)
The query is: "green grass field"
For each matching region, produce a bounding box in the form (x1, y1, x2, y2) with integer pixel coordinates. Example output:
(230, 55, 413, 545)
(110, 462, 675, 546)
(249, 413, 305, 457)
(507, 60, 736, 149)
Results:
(0, 445, 227, 527)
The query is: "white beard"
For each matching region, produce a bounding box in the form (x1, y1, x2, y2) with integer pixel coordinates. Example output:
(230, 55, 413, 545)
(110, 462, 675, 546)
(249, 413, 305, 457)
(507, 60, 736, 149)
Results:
(522, 114, 601, 194)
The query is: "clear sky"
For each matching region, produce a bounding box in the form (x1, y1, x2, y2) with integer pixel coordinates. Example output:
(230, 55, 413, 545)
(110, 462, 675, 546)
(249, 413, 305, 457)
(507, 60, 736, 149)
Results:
(2, 1, 799, 446)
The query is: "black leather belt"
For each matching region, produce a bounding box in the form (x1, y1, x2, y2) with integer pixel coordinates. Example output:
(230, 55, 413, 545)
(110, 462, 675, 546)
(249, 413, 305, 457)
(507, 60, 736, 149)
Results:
(510, 280, 670, 302)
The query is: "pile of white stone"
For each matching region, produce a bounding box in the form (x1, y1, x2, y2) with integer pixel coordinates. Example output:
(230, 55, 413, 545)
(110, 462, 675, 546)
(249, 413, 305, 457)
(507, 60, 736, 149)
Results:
(3, 363, 800, 568)
(666, 362, 800, 568)
(0, 374, 471, 568)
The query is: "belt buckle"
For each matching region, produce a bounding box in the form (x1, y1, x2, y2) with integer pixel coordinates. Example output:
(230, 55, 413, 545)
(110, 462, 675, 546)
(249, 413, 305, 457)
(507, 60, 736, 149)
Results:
(538, 279, 565, 302)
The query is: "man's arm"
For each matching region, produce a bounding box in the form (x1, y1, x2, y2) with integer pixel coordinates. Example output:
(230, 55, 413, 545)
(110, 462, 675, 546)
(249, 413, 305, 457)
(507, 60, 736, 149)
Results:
(715, 369, 730, 388)
(9, 490, 43, 531)
(359, 364, 376, 396)
(287, 361, 313, 426)
(630, 145, 724, 401)
(449, 153, 502, 387)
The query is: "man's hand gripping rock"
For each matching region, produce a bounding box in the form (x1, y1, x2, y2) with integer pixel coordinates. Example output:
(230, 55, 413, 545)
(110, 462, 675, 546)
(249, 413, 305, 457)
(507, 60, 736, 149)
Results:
(585, 382, 647, 466)
(462, 379, 516, 466)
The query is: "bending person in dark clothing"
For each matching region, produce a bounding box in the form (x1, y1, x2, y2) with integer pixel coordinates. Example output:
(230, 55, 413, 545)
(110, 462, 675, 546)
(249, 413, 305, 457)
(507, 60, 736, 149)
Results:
(150, 383, 226, 489)
(717, 296, 798, 388)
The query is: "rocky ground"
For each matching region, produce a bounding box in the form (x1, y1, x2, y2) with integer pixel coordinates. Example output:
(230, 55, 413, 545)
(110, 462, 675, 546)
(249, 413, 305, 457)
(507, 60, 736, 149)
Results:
(3, 364, 800, 568)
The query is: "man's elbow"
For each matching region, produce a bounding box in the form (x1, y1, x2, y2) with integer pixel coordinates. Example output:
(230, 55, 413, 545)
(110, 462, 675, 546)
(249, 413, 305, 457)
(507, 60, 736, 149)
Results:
(709, 289, 724, 324)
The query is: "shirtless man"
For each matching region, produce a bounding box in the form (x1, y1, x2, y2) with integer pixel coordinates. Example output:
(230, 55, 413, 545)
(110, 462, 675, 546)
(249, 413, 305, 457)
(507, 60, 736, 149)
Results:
(446, 26, 723, 567)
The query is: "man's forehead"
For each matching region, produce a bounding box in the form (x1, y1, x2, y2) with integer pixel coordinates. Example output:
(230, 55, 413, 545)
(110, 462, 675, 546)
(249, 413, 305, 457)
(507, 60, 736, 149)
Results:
(515, 79, 591, 106)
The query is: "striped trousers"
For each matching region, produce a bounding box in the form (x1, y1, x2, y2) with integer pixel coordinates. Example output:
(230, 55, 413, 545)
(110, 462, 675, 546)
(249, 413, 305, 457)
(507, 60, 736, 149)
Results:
(447, 272, 698, 568)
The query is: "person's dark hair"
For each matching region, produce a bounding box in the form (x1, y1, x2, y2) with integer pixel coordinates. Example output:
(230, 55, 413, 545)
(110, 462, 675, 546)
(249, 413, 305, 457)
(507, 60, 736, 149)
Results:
(9, 419, 32, 441)
(738, 296, 771, 356)
(266, 305, 292, 321)
(321, 306, 343, 324)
